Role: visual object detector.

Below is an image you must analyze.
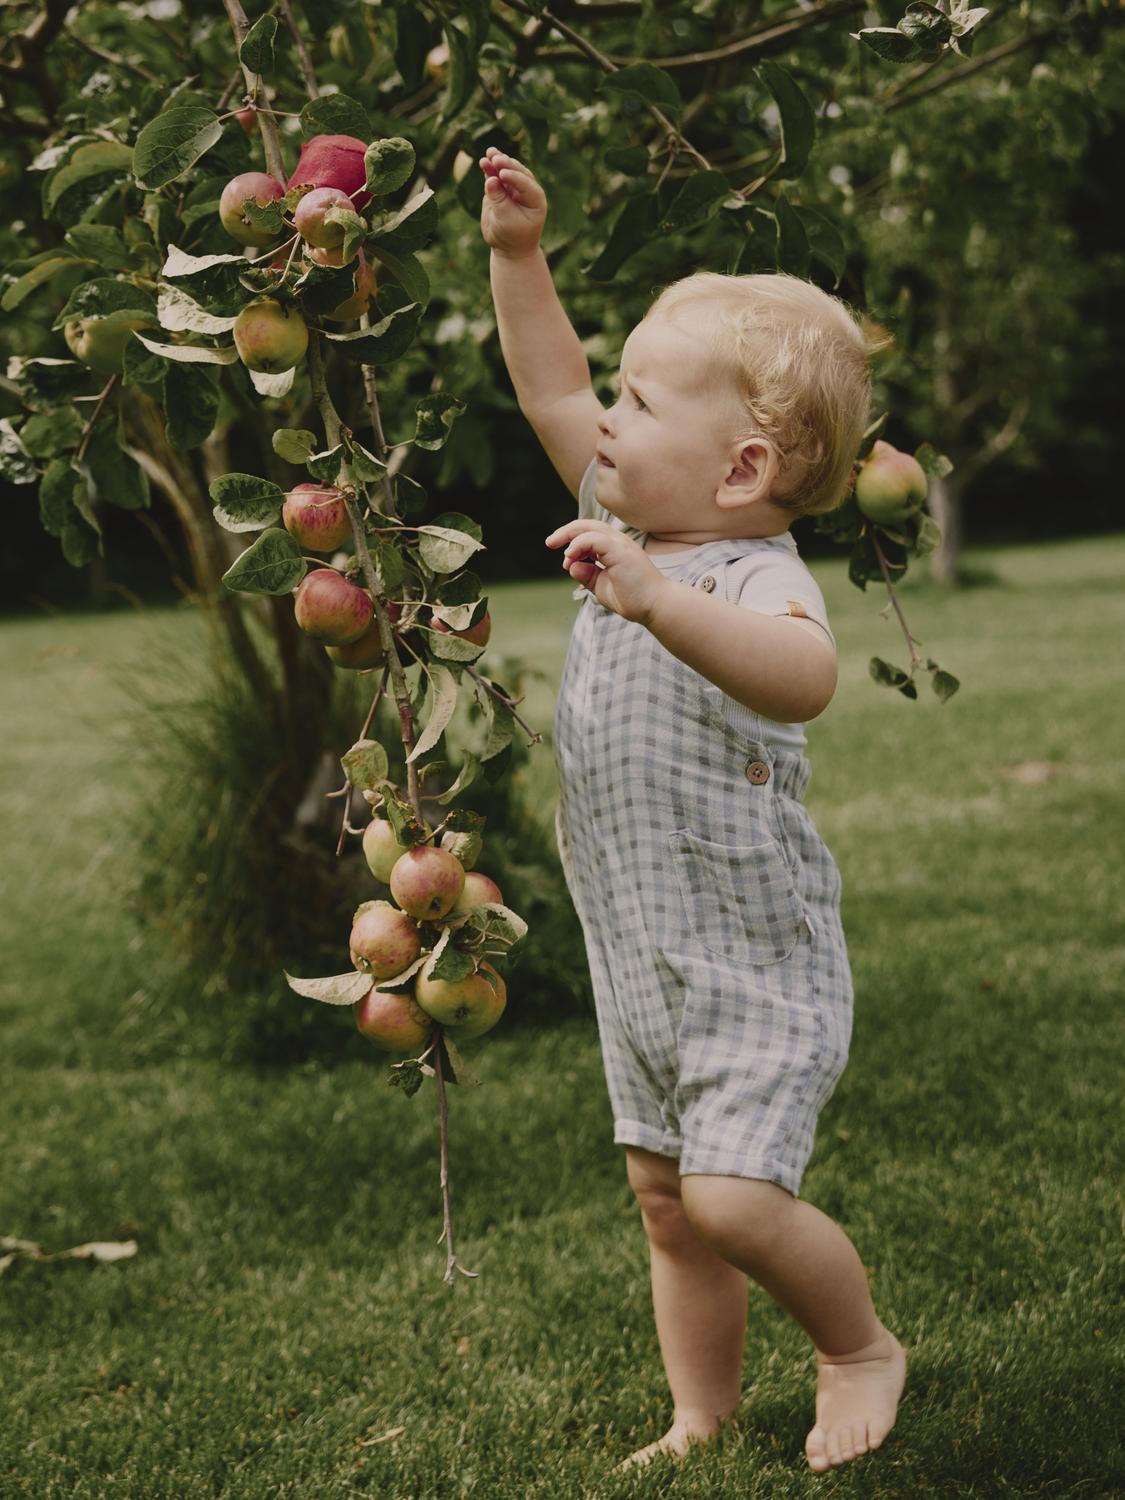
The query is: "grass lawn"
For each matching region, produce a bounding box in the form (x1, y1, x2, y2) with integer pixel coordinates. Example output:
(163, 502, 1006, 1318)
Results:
(1, 534, 1121, 1498)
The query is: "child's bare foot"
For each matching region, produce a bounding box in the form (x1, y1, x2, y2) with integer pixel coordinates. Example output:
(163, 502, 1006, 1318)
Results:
(805, 1322, 907, 1472)
(614, 1413, 737, 1473)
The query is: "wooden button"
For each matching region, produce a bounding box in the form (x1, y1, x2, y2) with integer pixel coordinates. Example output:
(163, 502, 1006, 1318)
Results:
(698, 575, 716, 592)
(745, 759, 770, 785)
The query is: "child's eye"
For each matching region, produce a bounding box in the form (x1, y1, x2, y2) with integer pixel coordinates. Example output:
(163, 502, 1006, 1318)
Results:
(632, 393, 648, 412)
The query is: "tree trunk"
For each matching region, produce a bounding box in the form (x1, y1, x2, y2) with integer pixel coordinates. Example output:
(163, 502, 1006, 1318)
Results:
(927, 469, 965, 586)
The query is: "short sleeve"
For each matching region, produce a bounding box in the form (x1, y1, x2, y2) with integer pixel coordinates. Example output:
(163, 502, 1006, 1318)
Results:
(729, 544, 836, 651)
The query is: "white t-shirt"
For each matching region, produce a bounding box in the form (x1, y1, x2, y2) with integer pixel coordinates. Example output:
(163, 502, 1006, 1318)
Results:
(574, 457, 834, 751)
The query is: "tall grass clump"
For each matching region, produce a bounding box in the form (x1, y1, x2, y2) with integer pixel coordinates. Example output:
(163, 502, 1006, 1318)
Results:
(111, 612, 590, 1065)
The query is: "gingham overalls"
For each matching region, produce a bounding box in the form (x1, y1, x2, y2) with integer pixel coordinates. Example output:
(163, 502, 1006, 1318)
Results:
(552, 537, 853, 1196)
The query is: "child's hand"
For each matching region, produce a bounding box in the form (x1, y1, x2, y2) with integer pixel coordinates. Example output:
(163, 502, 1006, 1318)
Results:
(546, 520, 669, 628)
(479, 147, 548, 261)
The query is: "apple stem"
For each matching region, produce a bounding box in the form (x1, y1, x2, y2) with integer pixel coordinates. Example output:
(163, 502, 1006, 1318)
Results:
(74, 375, 118, 465)
(465, 665, 543, 749)
(432, 1025, 479, 1285)
(870, 529, 925, 673)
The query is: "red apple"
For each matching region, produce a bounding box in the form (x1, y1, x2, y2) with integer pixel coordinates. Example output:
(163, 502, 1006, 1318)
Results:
(282, 483, 351, 552)
(450, 871, 503, 915)
(389, 845, 465, 920)
(355, 985, 432, 1052)
(232, 298, 308, 373)
(432, 609, 491, 648)
(349, 900, 422, 980)
(414, 955, 507, 1042)
(855, 440, 928, 525)
(326, 622, 386, 670)
(287, 133, 371, 210)
(293, 185, 354, 249)
(218, 171, 285, 246)
(363, 817, 412, 882)
(293, 567, 373, 644)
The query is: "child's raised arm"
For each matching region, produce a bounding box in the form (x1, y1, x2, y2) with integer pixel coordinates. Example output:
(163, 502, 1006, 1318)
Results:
(480, 148, 603, 501)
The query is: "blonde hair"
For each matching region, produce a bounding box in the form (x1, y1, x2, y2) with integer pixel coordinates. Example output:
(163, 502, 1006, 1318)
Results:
(643, 271, 891, 517)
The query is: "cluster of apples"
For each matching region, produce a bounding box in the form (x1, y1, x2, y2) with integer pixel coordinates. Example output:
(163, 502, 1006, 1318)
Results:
(854, 440, 929, 525)
(352, 815, 507, 1051)
(282, 487, 491, 669)
(218, 133, 377, 374)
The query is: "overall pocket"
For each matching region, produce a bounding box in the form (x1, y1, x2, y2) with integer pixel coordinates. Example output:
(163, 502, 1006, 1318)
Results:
(668, 827, 805, 966)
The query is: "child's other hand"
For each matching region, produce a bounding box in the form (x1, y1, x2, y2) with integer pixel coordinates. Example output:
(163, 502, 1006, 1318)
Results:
(545, 520, 669, 628)
(479, 147, 547, 260)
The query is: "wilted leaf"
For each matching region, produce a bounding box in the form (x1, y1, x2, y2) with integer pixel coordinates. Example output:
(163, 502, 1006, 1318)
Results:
(157, 284, 237, 335)
(132, 330, 238, 365)
(406, 665, 460, 764)
(284, 969, 373, 1006)
(341, 738, 391, 790)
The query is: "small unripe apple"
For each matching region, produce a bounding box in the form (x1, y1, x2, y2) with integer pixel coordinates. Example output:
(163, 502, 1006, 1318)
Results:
(363, 817, 412, 882)
(233, 298, 308, 373)
(432, 609, 491, 648)
(414, 954, 507, 1042)
(349, 900, 422, 980)
(855, 440, 928, 525)
(287, 134, 372, 211)
(293, 567, 373, 644)
(64, 317, 153, 375)
(236, 107, 258, 135)
(282, 483, 351, 552)
(323, 249, 377, 323)
(389, 845, 466, 920)
(355, 985, 432, 1052)
(218, 172, 285, 246)
(293, 185, 354, 249)
(451, 871, 503, 915)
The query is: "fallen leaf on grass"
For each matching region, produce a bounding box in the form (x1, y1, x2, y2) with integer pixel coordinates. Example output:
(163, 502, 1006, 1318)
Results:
(0, 1234, 138, 1275)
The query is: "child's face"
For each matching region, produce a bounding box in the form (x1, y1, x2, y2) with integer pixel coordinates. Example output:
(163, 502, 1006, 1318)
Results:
(595, 315, 790, 540)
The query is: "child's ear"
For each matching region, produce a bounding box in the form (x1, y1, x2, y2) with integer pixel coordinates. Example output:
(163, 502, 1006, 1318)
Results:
(716, 436, 779, 509)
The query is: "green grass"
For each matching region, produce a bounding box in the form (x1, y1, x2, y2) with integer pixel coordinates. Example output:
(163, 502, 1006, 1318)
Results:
(1, 535, 1122, 1497)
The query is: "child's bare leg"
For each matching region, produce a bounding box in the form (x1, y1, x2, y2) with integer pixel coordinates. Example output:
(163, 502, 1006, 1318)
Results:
(679, 1174, 907, 1473)
(616, 1147, 747, 1472)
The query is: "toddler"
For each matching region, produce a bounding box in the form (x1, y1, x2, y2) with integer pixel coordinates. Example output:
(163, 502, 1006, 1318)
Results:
(479, 146, 906, 1476)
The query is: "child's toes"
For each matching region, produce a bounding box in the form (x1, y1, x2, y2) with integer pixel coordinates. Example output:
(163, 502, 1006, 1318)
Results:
(850, 1421, 870, 1455)
(805, 1425, 830, 1471)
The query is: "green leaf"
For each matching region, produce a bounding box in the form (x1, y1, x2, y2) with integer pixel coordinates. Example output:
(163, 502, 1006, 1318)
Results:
(133, 107, 224, 190)
(479, 683, 515, 765)
(368, 187, 437, 256)
(755, 61, 816, 181)
(851, 26, 919, 63)
(300, 94, 372, 142)
(394, 5, 428, 90)
(63, 223, 132, 270)
(1, 255, 78, 312)
(239, 14, 277, 73)
(60, 519, 101, 567)
(222, 527, 305, 594)
(18, 408, 84, 459)
(416, 514, 484, 574)
(931, 669, 960, 703)
(658, 171, 731, 234)
(914, 441, 954, 481)
(405, 664, 460, 764)
(434, 754, 482, 805)
(8, 357, 94, 411)
(911, 513, 942, 558)
(0, 419, 38, 484)
(604, 145, 650, 176)
(209, 472, 286, 533)
(306, 444, 345, 483)
(414, 394, 466, 452)
(322, 302, 421, 365)
(366, 244, 430, 310)
(340, 738, 390, 790)
(164, 364, 219, 450)
(773, 193, 811, 277)
(52, 277, 156, 331)
(272, 428, 318, 465)
(792, 206, 847, 287)
(584, 191, 661, 281)
(599, 63, 682, 118)
(39, 458, 82, 536)
(46, 141, 134, 214)
(284, 969, 372, 1006)
(82, 419, 150, 511)
(132, 331, 238, 365)
(869, 656, 911, 689)
(899, 3, 952, 54)
(364, 137, 415, 197)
